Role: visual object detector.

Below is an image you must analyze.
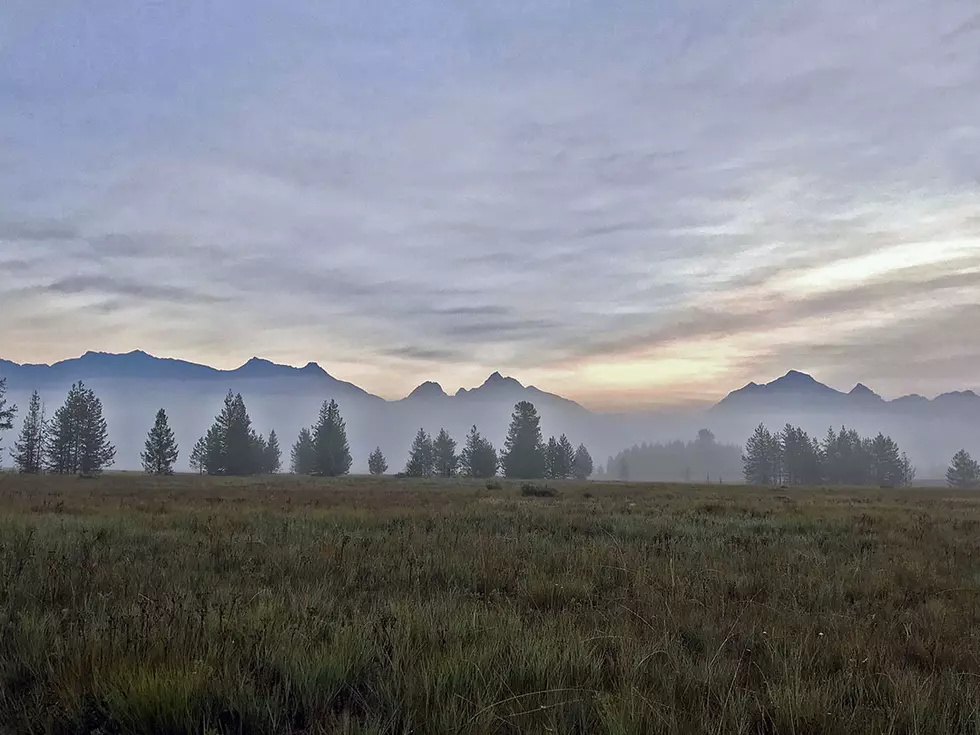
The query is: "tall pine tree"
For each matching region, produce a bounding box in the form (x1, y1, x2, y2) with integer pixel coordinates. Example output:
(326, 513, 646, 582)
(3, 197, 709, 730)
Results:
(312, 399, 352, 476)
(199, 391, 262, 476)
(141, 408, 179, 475)
(501, 401, 546, 479)
(46, 382, 115, 476)
(405, 428, 434, 477)
(432, 428, 458, 478)
(189, 436, 207, 474)
(11, 390, 45, 474)
(572, 443, 593, 480)
(263, 430, 282, 473)
(291, 427, 316, 474)
(0, 378, 15, 464)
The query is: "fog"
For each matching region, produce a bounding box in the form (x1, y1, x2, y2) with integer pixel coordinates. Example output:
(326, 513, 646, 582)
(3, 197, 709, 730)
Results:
(2, 356, 976, 482)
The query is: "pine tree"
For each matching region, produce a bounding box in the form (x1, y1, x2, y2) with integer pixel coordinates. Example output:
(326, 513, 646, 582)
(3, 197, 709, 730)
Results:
(189, 436, 207, 474)
(312, 399, 352, 476)
(46, 382, 115, 476)
(11, 390, 45, 474)
(946, 449, 980, 489)
(432, 428, 458, 478)
(0, 378, 16, 464)
(743, 423, 780, 484)
(899, 452, 916, 487)
(501, 401, 546, 479)
(202, 391, 262, 476)
(572, 443, 593, 480)
(263, 430, 282, 473)
(405, 428, 434, 477)
(368, 447, 388, 475)
(545, 436, 559, 479)
(459, 425, 498, 478)
(141, 408, 179, 475)
(555, 434, 575, 479)
(291, 427, 316, 474)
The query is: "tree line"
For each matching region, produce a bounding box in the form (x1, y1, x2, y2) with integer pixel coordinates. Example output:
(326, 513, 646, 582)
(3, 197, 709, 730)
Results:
(596, 430, 742, 483)
(0, 380, 592, 480)
(742, 423, 917, 487)
(2, 382, 116, 476)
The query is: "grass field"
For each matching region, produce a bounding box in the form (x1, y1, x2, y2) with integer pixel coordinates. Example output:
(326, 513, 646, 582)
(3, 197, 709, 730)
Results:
(1, 474, 979, 734)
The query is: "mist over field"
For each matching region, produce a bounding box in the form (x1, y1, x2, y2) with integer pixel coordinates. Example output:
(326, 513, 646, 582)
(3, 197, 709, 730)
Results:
(2, 352, 976, 480)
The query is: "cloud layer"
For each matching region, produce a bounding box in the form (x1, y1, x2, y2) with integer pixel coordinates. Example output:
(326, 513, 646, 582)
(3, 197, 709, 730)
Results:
(2, 0, 979, 407)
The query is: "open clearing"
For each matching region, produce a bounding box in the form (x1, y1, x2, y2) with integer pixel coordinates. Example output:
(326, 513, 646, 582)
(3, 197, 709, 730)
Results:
(1, 474, 979, 733)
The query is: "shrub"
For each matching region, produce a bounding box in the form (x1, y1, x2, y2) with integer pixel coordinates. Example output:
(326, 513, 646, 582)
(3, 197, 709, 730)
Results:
(486, 480, 503, 491)
(520, 482, 557, 498)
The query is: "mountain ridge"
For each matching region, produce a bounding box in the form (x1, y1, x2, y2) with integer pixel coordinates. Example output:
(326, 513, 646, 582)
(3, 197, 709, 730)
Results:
(1, 353, 978, 408)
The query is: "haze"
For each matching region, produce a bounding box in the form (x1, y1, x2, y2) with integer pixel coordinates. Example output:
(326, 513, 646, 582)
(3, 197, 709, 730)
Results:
(2, 1, 979, 410)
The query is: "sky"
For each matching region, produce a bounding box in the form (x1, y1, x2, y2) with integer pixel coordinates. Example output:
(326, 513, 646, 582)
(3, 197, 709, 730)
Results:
(1, 0, 979, 409)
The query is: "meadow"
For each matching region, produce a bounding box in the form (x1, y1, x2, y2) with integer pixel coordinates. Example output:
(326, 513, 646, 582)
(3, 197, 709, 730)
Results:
(0, 474, 978, 734)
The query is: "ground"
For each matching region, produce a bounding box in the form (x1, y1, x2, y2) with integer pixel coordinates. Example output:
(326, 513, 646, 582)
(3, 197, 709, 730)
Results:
(0, 473, 978, 734)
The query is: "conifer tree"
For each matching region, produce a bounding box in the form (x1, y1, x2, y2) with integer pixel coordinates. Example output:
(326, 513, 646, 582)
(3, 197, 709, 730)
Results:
(312, 399, 352, 476)
(46, 382, 115, 476)
(202, 391, 262, 476)
(189, 436, 207, 474)
(0, 378, 15, 464)
(11, 390, 45, 474)
(368, 447, 388, 475)
(263, 430, 282, 473)
(501, 401, 546, 479)
(545, 436, 559, 479)
(947, 449, 980, 489)
(432, 428, 458, 478)
(572, 443, 593, 480)
(555, 434, 575, 479)
(405, 428, 434, 477)
(743, 423, 779, 484)
(459, 425, 498, 478)
(141, 408, 179, 475)
(291, 427, 316, 474)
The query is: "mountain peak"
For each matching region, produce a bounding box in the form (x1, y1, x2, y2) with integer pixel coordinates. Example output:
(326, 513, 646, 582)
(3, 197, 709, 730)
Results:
(406, 381, 447, 399)
(849, 383, 883, 400)
(480, 371, 522, 389)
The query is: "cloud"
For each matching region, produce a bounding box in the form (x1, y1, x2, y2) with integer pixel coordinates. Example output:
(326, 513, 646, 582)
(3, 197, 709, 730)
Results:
(1, 0, 979, 403)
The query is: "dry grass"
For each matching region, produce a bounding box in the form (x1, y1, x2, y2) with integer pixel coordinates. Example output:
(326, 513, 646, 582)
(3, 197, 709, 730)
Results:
(1, 473, 979, 733)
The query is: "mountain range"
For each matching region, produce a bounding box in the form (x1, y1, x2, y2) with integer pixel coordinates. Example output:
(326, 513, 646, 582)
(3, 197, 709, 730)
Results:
(1, 351, 978, 477)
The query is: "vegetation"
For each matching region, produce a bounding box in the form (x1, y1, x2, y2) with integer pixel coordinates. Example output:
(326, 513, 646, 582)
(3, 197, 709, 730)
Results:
(311, 399, 352, 477)
(0, 377, 15, 463)
(458, 425, 498, 479)
(0, 474, 978, 733)
(290, 427, 315, 475)
(405, 428, 435, 478)
(572, 443, 593, 479)
(432, 428, 458, 478)
(45, 381, 116, 476)
(10, 389, 45, 474)
(367, 446, 388, 476)
(263, 429, 282, 474)
(946, 449, 980, 488)
(141, 408, 180, 475)
(743, 423, 915, 486)
(501, 400, 546, 479)
(600, 430, 742, 483)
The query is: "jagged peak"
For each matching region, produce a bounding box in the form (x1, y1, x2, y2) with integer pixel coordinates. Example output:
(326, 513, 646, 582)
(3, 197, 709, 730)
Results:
(480, 371, 522, 388)
(849, 383, 882, 400)
(406, 380, 447, 399)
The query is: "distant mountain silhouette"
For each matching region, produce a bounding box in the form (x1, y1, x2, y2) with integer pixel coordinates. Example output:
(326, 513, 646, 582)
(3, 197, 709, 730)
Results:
(712, 370, 980, 413)
(0, 354, 977, 477)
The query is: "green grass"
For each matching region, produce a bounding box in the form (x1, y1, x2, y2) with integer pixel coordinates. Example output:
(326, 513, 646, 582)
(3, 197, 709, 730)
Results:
(1, 474, 979, 733)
